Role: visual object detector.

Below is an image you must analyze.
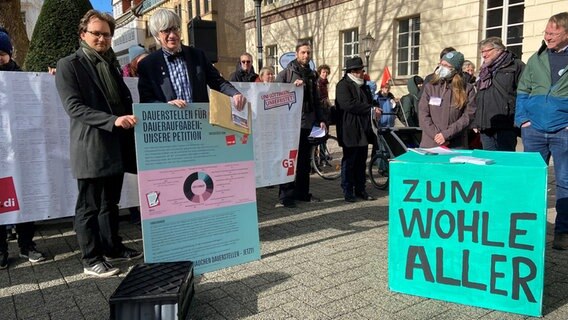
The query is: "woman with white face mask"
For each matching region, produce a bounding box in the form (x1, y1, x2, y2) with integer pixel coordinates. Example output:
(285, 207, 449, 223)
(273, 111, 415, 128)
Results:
(418, 51, 477, 148)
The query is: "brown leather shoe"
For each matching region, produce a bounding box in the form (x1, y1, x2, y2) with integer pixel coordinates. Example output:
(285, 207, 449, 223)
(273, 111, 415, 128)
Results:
(552, 233, 568, 250)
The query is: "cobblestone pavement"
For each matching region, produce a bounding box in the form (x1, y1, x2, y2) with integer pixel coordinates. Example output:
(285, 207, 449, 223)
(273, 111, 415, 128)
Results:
(1, 170, 567, 320)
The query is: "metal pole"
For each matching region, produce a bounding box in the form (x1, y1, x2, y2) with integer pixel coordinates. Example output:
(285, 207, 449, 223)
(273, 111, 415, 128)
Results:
(254, 0, 263, 69)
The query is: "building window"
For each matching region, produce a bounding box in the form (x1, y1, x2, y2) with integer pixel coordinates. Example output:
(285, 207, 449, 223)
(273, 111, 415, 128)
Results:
(187, 1, 193, 18)
(175, 4, 182, 17)
(342, 28, 359, 68)
(203, 0, 211, 13)
(21, 12, 26, 26)
(266, 45, 278, 74)
(485, 0, 524, 59)
(264, 0, 278, 5)
(397, 16, 420, 77)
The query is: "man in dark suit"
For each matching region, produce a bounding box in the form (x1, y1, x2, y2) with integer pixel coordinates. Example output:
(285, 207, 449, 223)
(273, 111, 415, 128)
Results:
(137, 8, 245, 109)
(55, 10, 142, 278)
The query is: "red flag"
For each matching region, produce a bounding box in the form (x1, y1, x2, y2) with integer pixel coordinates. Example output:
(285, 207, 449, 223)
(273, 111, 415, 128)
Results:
(380, 67, 391, 87)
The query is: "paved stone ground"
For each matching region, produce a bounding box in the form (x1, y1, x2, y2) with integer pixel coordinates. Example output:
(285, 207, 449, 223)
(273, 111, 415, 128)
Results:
(1, 169, 567, 320)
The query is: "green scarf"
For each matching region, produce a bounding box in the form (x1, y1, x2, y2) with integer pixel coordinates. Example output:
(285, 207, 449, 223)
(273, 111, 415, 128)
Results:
(80, 41, 123, 112)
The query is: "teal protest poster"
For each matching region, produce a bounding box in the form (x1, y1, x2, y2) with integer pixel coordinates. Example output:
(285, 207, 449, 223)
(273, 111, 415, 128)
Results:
(388, 150, 547, 316)
(133, 103, 260, 275)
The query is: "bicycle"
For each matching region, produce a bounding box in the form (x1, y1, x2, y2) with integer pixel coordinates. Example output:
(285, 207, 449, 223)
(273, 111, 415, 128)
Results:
(310, 126, 342, 180)
(367, 113, 421, 190)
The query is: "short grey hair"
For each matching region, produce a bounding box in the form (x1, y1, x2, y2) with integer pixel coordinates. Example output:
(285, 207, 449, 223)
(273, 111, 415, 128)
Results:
(148, 9, 181, 40)
(462, 60, 475, 71)
(479, 37, 506, 51)
(549, 12, 568, 32)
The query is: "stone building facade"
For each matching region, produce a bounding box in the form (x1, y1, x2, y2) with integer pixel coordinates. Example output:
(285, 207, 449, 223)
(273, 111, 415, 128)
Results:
(112, 0, 245, 78)
(243, 0, 567, 99)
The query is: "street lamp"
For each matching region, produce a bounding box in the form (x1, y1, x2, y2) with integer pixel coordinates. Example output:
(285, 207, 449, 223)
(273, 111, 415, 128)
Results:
(254, 0, 263, 69)
(361, 32, 375, 70)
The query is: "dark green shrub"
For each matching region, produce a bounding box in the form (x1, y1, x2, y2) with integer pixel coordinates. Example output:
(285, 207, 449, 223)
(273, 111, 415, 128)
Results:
(24, 0, 92, 71)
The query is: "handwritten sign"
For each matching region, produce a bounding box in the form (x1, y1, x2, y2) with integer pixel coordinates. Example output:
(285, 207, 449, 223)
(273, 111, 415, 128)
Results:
(388, 150, 547, 317)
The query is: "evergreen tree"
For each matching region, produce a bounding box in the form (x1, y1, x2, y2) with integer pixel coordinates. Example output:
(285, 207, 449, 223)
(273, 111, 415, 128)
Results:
(24, 0, 93, 71)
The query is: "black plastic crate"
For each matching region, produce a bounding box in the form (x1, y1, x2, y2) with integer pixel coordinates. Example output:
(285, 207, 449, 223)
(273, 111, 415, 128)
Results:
(109, 262, 194, 320)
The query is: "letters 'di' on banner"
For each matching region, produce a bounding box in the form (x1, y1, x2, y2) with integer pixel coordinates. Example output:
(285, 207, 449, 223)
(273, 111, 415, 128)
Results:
(388, 150, 547, 317)
(133, 103, 260, 275)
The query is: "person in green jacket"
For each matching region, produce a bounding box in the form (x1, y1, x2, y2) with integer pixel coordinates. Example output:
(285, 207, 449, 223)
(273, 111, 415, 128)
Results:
(515, 12, 568, 250)
(399, 76, 423, 127)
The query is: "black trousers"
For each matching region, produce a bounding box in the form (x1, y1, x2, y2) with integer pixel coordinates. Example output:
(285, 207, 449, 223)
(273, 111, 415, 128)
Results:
(280, 128, 312, 203)
(0, 222, 36, 253)
(341, 145, 369, 196)
(75, 174, 124, 267)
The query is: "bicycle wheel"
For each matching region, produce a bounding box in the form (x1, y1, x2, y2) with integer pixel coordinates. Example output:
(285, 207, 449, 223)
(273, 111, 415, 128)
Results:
(312, 135, 342, 180)
(368, 153, 389, 190)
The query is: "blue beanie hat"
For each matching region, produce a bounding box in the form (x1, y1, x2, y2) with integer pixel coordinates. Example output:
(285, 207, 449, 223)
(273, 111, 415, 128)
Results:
(0, 31, 13, 57)
(128, 45, 147, 63)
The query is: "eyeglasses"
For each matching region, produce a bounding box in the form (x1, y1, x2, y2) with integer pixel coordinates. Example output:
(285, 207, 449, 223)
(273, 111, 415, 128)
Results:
(159, 26, 180, 35)
(241, 60, 251, 64)
(481, 47, 495, 54)
(86, 30, 112, 40)
(543, 31, 565, 38)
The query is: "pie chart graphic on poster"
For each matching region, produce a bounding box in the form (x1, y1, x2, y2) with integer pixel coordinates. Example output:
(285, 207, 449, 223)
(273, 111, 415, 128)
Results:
(183, 172, 214, 203)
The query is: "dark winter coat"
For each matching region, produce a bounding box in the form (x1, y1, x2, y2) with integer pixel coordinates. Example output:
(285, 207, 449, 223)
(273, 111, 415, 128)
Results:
(399, 76, 422, 127)
(55, 48, 136, 179)
(335, 75, 376, 147)
(473, 53, 525, 130)
(275, 60, 323, 129)
(229, 63, 258, 82)
(137, 45, 239, 103)
(0, 59, 22, 71)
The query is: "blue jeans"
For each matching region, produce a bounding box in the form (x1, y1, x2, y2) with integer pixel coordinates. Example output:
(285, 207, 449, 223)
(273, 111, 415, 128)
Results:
(522, 125, 568, 234)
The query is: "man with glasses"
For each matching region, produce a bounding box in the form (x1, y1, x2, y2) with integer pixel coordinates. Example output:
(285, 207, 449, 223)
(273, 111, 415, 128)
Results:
(229, 52, 258, 82)
(516, 12, 568, 250)
(336, 57, 381, 202)
(473, 37, 524, 151)
(138, 9, 245, 110)
(56, 10, 142, 277)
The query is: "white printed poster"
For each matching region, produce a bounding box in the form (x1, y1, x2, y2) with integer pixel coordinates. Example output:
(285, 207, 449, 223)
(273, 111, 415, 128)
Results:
(0, 72, 138, 225)
(231, 82, 303, 187)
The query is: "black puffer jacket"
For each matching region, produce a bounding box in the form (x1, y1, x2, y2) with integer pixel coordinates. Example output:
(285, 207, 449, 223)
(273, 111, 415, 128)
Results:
(473, 53, 525, 130)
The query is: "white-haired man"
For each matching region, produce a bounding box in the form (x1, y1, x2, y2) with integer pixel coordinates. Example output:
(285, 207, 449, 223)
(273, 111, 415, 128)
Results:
(137, 8, 245, 109)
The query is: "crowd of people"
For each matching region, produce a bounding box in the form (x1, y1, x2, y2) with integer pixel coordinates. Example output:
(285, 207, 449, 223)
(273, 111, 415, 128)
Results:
(1, 9, 567, 275)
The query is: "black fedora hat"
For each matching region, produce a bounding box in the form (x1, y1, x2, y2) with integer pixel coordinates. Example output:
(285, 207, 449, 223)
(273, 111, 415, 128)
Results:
(344, 56, 365, 71)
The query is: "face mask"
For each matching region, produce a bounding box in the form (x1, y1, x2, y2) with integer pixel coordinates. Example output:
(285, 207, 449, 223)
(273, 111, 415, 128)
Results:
(436, 66, 454, 79)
